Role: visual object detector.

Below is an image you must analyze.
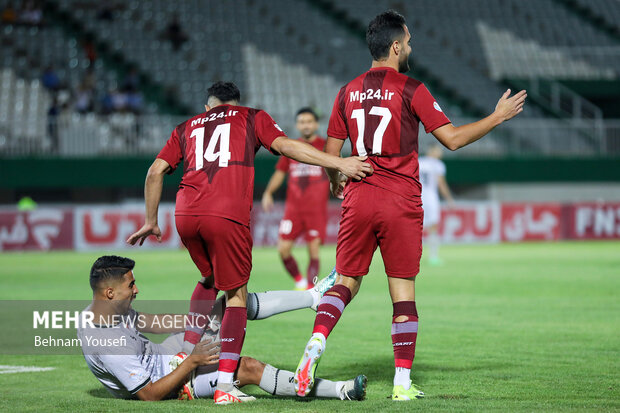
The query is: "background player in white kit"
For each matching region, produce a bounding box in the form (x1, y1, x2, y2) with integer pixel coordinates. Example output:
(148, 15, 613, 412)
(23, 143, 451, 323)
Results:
(78, 256, 366, 402)
(419, 144, 454, 265)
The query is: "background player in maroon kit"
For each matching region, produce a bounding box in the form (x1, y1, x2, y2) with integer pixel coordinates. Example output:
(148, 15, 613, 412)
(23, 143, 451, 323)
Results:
(294, 11, 527, 400)
(262, 108, 329, 290)
(127, 82, 372, 404)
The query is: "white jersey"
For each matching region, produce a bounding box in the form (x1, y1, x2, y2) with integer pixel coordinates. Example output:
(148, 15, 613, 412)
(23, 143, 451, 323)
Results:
(419, 156, 446, 200)
(419, 156, 446, 226)
(77, 308, 172, 399)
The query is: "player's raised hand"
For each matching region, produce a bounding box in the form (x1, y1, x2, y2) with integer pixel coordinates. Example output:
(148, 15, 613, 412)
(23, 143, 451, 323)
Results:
(126, 223, 162, 246)
(191, 339, 220, 366)
(494, 89, 527, 121)
(261, 192, 274, 212)
(338, 156, 373, 181)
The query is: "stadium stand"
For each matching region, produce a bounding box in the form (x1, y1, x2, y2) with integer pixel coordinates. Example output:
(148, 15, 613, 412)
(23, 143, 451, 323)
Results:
(0, 0, 618, 158)
(565, 0, 620, 39)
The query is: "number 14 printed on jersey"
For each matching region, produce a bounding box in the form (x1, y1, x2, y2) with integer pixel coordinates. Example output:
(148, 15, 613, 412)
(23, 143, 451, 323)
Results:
(190, 124, 231, 168)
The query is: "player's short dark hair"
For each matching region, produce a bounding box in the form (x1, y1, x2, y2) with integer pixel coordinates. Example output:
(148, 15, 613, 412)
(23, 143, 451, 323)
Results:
(296, 107, 319, 121)
(207, 81, 241, 104)
(366, 10, 407, 61)
(90, 255, 135, 291)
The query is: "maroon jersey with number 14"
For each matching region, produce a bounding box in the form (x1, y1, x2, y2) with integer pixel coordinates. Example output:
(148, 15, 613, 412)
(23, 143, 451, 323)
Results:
(328, 67, 450, 200)
(157, 104, 285, 226)
(275, 136, 329, 215)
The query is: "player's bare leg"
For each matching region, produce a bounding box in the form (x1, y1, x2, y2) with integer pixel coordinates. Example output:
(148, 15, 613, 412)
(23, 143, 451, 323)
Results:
(295, 275, 362, 396)
(214, 284, 255, 404)
(279, 239, 306, 289)
(306, 237, 321, 288)
(388, 277, 424, 400)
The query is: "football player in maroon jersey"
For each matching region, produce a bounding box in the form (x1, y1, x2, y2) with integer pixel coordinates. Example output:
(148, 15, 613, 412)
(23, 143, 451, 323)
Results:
(127, 82, 372, 404)
(262, 108, 330, 290)
(294, 10, 527, 401)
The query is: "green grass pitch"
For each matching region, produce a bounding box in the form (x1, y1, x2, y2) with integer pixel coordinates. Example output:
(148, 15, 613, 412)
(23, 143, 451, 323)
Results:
(0, 241, 619, 412)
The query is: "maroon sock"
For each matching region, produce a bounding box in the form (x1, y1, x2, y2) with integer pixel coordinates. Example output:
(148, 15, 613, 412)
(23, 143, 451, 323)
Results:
(218, 306, 247, 376)
(312, 284, 352, 338)
(307, 258, 319, 285)
(392, 301, 418, 369)
(183, 281, 218, 345)
(282, 256, 302, 281)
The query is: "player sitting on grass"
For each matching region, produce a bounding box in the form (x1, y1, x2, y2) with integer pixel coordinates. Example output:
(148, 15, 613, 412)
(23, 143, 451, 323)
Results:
(78, 255, 366, 403)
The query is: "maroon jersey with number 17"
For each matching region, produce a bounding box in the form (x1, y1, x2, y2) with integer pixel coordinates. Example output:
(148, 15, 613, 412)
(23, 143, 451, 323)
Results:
(328, 67, 450, 200)
(157, 104, 285, 226)
(275, 136, 329, 215)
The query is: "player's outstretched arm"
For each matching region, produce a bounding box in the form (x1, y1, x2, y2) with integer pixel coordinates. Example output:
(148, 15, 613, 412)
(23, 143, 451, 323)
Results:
(135, 340, 219, 401)
(127, 158, 171, 246)
(271, 137, 373, 180)
(261, 170, 286, 212)
(432, 89, 527, 151)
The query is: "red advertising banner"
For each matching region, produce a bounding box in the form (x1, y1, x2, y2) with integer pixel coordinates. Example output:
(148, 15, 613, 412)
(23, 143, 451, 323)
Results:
(1, 201, 619, 252)
(74, 204, 180, 251)
(0, 208, 74, 251)
(500, 203, 562, 242)
(564, 202, 620, 240)
(438, 202, 500, 244)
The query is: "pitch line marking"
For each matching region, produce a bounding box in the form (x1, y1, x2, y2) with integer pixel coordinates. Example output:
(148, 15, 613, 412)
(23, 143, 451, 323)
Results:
(0, 365, 56, 374)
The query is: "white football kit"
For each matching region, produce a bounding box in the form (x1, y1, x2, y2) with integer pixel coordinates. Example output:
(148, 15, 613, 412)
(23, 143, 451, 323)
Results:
(77, 307, 218, 399)
(418, 156, 446, 227)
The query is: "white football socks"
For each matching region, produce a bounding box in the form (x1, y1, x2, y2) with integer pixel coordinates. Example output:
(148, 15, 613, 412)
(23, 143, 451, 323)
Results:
(259, 364, 342, 398)
(295, 278, 308, 290)
(218, 371, 234, 385)
(394, 367, 411, 389)
(246, 290, 314, 320)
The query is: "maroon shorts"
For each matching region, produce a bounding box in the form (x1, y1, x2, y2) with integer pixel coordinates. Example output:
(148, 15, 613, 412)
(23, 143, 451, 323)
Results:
(336, 183, 423, 278)
(175, 215, 252, 291)
(278, 210, 327, 243)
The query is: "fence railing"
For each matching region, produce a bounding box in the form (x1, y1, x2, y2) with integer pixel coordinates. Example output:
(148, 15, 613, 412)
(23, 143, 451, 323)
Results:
(1, 113, 619, 158)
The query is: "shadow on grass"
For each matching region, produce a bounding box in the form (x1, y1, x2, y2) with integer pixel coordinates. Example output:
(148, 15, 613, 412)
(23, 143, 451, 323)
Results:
(324, 355, 513, 385)
(87, 387, 115, 399)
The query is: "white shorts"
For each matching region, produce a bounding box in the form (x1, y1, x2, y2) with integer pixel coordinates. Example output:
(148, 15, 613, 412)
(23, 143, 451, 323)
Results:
(422, 194, 441, 227)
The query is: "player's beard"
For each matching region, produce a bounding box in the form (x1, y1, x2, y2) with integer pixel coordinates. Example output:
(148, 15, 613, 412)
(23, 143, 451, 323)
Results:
(398, 54, 410, 73)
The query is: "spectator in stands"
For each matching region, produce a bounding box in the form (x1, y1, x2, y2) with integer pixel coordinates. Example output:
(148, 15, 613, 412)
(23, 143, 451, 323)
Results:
(111, 89, 128, 112)
(101, 89, 115, 115)
(82, 69, 96, 91)
(122, 67, 140, 93)
(83, 37, 97, 65)
(126, 90, 143, 114)
(41, 65, 60, 92)
(164, 14, 188, 51)
(74, 84, 94, 114)
(19, 0, 42, 26)
(1, 3, 17, 24)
